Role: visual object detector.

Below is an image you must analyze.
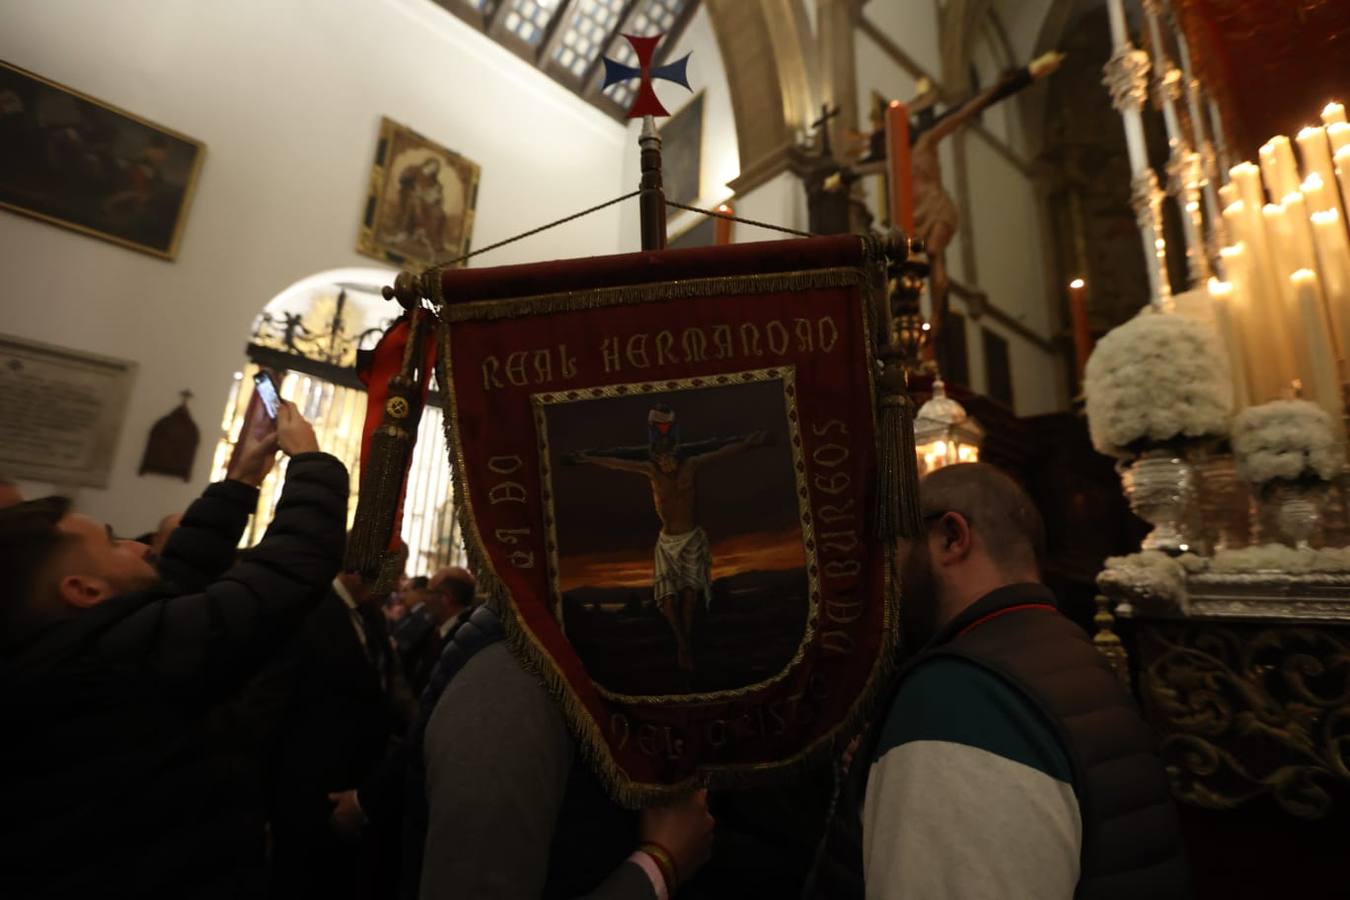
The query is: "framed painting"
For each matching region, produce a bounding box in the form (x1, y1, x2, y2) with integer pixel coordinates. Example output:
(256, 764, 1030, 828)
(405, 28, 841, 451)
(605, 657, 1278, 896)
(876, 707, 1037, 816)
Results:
(357, 116, 481, 270)
(0, 61, 205, 260)
(538, 371, 814, 696)
(660, 92, 704, 218)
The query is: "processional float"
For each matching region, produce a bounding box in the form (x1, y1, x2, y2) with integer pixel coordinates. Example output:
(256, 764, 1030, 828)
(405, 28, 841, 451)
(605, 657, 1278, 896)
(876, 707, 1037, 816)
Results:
(344, 34, 930, 805)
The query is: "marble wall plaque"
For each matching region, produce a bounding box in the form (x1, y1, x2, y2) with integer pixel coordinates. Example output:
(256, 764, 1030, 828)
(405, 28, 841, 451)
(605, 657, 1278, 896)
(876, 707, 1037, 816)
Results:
(0, 334, 137, 488)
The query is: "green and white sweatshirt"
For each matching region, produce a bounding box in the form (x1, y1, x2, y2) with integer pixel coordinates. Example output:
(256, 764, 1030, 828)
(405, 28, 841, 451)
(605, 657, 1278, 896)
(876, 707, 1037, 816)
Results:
(863, 656, 1082, 899)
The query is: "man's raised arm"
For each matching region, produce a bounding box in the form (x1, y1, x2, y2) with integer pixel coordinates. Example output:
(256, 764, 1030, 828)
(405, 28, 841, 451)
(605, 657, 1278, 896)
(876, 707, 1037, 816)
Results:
(104, 402, 348, 701)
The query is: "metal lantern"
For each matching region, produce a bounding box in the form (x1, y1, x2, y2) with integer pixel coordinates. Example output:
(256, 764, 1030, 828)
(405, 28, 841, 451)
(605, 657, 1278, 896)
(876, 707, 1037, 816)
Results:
(914, 378, 984, 475)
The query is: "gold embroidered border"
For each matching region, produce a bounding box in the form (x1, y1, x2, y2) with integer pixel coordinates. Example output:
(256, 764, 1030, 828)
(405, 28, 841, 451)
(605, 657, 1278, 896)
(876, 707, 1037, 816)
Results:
(531, 366, 819, 706)
(439, 267, 866, 322)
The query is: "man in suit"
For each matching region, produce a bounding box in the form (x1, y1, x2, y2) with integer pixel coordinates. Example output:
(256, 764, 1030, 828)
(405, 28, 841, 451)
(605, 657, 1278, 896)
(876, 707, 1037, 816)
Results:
(0, 402, 346, 898)
(251, 565, 417, 898)
(395, 565, 475, 695)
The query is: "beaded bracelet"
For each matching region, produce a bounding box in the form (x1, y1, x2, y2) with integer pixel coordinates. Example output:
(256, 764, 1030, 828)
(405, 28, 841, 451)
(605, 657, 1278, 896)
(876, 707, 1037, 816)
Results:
(638, 841, 680, 895)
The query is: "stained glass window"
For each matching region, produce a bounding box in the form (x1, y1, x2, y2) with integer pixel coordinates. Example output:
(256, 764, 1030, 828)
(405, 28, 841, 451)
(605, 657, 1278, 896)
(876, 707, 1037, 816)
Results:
(552, 0, 628, 79)
(502, 0, 564, 47)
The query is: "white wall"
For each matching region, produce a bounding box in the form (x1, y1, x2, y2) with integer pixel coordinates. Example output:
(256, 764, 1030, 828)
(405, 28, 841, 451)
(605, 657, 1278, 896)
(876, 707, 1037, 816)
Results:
(996, 0, 1058, 65)
(965, 138, 1052, 338)
(733, 171, 811, 242)
(0, 0, 629, 533)
(861, 0, 944, 83)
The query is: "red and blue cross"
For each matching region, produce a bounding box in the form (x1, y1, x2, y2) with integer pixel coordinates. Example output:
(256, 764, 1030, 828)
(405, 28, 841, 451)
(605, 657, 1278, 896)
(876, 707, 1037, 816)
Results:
(601, 33, 692, 118)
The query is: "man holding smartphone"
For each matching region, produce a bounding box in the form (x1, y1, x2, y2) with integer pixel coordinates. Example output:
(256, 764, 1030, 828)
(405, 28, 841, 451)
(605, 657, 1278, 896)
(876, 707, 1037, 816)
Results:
(0, 400, 350, 898)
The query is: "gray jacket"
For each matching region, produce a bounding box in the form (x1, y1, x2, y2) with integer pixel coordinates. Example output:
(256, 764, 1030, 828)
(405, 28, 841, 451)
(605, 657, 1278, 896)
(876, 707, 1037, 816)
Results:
(419, 642, 656, 899)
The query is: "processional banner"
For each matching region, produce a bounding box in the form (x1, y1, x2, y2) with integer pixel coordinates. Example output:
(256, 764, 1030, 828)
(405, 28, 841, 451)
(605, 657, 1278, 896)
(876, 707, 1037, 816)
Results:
(431, 234, 900, 804)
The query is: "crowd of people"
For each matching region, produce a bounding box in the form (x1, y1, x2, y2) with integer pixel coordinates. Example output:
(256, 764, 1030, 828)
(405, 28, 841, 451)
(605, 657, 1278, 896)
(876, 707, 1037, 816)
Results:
(0, 401, 1189, 899)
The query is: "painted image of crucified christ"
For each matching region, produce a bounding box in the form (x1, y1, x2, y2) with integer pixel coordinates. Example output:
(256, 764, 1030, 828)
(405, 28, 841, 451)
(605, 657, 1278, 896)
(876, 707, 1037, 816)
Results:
(564, 404, 771, 672)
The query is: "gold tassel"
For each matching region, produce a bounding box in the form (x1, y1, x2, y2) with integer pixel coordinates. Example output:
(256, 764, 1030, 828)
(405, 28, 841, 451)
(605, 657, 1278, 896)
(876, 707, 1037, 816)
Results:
(875, 355, 924, 543)
(344, 314, 428, 578)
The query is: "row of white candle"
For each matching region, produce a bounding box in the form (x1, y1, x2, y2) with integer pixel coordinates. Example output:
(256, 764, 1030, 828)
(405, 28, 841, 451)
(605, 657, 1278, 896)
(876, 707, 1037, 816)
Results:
(1207, 102, 1350, 430)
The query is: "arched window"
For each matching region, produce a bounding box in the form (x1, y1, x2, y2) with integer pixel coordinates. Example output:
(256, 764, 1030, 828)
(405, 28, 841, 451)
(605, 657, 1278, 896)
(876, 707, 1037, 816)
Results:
(209, 267, 465, 575)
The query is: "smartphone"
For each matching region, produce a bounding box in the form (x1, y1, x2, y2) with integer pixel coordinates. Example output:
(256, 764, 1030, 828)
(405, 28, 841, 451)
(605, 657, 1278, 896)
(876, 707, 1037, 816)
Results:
(253, 371, 281, 419)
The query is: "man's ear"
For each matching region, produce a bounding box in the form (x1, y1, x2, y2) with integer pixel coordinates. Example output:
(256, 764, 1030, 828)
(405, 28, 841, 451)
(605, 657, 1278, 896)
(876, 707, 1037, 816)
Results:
(934, 512, 974, 563)
(58, 574, 109, 609)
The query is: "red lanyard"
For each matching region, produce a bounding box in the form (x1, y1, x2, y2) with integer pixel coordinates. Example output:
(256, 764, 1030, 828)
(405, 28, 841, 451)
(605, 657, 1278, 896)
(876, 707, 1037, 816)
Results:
(954, 602, 1057, 639)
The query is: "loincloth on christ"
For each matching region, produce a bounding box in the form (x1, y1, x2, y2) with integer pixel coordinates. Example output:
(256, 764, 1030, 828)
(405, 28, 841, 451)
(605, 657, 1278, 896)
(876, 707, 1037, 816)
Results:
(652, 527, 714, 609)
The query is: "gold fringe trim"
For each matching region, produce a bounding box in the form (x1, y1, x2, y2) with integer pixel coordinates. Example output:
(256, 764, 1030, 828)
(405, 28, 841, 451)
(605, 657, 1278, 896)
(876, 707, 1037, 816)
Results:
(438, 268, 866, 322)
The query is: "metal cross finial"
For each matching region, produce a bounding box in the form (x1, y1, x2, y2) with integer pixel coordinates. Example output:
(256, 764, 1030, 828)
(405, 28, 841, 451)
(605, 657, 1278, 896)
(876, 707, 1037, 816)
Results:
(811, 103, 841, 157)
(601, 33, 692, 118)
(179, 389, 194, 403)
(812, 103, 841, 131)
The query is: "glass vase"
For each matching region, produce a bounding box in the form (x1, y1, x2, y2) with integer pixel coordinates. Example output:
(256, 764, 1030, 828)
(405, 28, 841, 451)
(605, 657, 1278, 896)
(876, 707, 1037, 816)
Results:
(1260, 479, 1330, 550)
(1118, 449, 1196, 554)
(1192, 451, 1251, 553)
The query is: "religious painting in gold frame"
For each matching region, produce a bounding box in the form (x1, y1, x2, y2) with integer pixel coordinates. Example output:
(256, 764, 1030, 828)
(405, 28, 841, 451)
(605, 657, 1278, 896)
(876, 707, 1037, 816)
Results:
(357, 116, 480, 270)
(532, 367, 818, 700)
(0, 61, 205, 260)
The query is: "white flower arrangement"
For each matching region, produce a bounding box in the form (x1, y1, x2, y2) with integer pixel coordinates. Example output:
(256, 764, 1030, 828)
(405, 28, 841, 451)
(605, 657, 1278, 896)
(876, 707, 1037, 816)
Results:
(1098, 550, 1193, 608)
(1208, 543, 1350, 573)
(1084, 310, 1232, 457)
(1231, 400, 1344, 485)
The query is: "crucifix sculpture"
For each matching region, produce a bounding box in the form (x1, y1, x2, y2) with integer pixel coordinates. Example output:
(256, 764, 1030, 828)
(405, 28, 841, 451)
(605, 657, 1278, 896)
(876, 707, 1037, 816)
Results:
(856, 52, 1064, 364)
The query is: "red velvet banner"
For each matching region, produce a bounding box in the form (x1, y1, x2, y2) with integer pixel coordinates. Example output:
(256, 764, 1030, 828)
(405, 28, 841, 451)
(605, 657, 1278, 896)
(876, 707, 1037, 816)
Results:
(436, 236, 896, 803)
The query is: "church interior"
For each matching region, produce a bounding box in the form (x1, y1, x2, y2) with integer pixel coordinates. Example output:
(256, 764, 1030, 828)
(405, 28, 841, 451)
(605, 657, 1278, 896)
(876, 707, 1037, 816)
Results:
(3, 1, 1350, 897)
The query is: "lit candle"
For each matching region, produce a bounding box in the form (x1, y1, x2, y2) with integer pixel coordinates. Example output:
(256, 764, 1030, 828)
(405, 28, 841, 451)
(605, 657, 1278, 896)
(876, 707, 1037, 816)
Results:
(1230, 162, 1265, 209)
(1337, 147, 1350, 217)
(1302, 173, 1331, 213)
(1222, 242, 1295, 402)
(1330, 123, 1350, 155)
(1260, 136, 1301, 200)
(1068, 278, 1092, 380)
(1207, 277, 1251, 410)
(1281, 191, 1318, 272)
(1263, 203, 1298, 283)
(885, 100, 913, 233)
(714, 203, 734, 245)
(1296, 126, 1344, 225)
(1325, 102, 1348, 127)
(1311, 208, 1350, 373)
(1291, 268, 1344, 420)
(1263, 203, 1314, 383)
(1222, 200, 1247, 247)
(1231, 165, 1302, 388)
